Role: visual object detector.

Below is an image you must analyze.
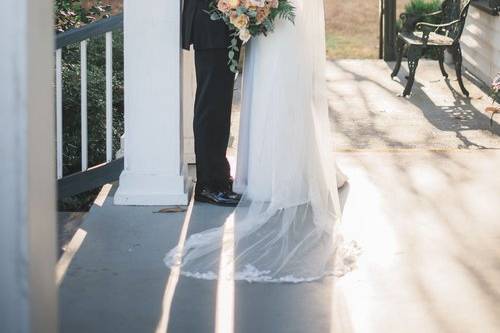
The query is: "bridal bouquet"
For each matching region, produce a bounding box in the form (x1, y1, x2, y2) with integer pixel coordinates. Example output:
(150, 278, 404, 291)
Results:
(208, 0, 296, 73)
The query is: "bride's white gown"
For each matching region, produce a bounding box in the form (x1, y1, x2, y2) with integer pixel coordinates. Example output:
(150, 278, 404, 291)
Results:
(164, 0, 358, 282)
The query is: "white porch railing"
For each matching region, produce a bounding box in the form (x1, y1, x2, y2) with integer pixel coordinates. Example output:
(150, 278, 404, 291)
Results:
(55, 14, 124, 198)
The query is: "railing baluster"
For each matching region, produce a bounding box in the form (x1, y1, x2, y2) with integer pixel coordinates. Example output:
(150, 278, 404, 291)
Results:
(56, 49, 63, 179)
(81, 40, 88, 171)
(106, 32, 113, 162)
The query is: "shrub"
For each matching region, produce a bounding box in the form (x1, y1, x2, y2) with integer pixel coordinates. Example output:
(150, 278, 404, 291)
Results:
(403, 0, 443, 24)
(397, 0, 443, 32)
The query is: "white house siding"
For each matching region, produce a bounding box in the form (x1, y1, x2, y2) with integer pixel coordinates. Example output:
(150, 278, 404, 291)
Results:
(461, 6, 500, 84)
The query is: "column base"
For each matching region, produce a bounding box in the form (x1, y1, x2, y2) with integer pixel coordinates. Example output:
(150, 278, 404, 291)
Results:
(114, 167, 190, 206)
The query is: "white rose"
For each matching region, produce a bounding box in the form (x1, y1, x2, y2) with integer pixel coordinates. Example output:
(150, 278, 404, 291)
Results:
(239, 29, 251, 43)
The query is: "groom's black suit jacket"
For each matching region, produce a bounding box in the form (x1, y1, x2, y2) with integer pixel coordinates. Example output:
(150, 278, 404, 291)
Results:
(182, 0, 231, 50)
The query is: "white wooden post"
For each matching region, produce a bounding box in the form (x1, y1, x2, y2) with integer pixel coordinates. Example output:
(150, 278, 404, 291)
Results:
(0, 0, 58, 332)
(106, 32, 114, 163)
(183, 50, 196, 164)
(114, 0, 189, 205)
(80, 40, 89, 171)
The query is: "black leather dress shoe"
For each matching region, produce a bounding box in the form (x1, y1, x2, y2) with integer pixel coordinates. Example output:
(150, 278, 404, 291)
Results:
(195, 188, 241, 207)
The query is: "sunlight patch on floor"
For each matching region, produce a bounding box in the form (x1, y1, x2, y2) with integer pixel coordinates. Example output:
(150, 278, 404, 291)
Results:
(336, 159, 402, 333)
(342, 162, 399, 268)
(155, 192, 196, 333)
(215, 214, 236, 333)
(56, 228, 88, 286)
(57, 184, 114, 286)
(94, 183, 113, 207)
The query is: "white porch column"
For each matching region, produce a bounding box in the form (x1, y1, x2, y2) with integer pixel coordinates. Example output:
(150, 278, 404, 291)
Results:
(183, 50, 196, 164)
(115, 0, 189, 205)
(0, 0, 58, 332)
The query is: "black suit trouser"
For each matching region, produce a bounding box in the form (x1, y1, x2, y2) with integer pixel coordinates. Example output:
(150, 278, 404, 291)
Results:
(193, 48, 235, 192)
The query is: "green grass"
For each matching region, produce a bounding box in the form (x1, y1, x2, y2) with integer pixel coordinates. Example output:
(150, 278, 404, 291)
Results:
(326, 33, 379, 59)
(324, 0, 412, 59)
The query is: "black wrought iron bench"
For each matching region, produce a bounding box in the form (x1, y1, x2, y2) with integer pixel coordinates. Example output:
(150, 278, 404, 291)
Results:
(391, 0, 472, 97)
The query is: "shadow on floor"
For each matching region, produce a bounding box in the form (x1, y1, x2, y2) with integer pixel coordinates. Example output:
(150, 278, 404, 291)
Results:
(328, 60, 500, 150)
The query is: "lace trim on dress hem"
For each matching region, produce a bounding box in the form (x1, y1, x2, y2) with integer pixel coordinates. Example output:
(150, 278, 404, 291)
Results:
(164, 241, 361, 284)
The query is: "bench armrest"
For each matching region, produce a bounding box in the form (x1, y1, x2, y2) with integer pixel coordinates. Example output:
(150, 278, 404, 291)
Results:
(415, 19, 461, 31)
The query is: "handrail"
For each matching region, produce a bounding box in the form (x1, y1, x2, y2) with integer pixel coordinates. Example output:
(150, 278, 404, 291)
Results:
(55, 13, 123, 49)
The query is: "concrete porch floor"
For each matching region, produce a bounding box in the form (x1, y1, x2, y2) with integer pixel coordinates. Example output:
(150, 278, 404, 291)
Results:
(59, 60, 500, 333)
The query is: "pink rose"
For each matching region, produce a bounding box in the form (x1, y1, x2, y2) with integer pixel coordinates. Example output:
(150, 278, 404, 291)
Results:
(256, 6, 271, 23)
(493, 73, 500, 92)
(217, 0, 237, 12)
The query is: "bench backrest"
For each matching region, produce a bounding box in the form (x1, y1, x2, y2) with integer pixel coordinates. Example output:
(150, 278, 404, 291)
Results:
(440, 0, 471, 42)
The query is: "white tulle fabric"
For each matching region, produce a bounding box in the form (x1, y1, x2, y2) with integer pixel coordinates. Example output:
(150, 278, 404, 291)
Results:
(164, 0, 359, 283)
